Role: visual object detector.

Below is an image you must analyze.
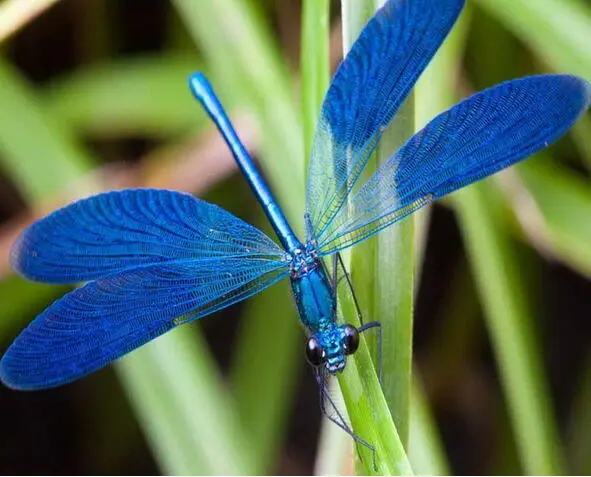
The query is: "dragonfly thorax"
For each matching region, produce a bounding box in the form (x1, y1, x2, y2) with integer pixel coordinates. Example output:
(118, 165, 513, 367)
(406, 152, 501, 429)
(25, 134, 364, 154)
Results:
(288, 246, 361, 374)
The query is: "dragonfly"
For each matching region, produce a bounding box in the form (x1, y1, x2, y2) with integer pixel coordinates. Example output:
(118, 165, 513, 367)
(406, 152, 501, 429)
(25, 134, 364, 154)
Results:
(1, 0, 589, 451)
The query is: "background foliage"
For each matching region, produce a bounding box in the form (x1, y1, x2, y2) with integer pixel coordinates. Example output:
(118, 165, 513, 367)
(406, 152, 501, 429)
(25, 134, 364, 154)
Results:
(0, 0, 589, 474)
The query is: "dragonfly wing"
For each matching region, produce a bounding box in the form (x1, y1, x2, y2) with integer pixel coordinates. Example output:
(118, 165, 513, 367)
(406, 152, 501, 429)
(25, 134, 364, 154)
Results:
(12, 188, 288, 283)
(0, 257, 289, 390)
(315, 75, 591, 254)
(306, 0, 465, 239)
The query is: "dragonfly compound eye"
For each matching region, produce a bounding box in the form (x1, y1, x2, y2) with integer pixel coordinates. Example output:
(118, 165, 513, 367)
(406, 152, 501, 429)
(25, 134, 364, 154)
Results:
(343, 325, 359, 355)
(305, 337, 323, 367)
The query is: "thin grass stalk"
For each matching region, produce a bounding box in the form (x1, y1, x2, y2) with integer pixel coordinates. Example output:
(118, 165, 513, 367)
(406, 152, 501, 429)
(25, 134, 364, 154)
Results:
(171, 0, 308, 472)
(301, 0, 329, 166)
(0, 55, 250, 474)
(454, 183, 566, 475)
(408, 377, 450, 475)
(338, 1, 413, 474)
(300, 1, 354, 473)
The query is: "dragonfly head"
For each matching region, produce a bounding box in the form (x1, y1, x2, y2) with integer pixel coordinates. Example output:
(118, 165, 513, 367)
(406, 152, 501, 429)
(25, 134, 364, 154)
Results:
(306, 324, 360, 375)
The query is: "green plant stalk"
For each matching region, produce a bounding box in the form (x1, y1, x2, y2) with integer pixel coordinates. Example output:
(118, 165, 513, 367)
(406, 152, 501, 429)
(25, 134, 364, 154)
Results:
(0, 57, 94, 202)
(345, 0, 416, 449)
(230, 281, 300, 474)
(117, 328, 256, 475)
(300, 0, 355, 473)
(454, 183, 565, 475)
(0, 54, 255, 475)
(474, 0, 591, 79)
(408, 377, 450, 476)
(172, 0, 307, 472)
(338, 1, 413, 474)
(301, 0, 329, 165)
(43, 55, 206, 138)
(375, 102, 415, 448)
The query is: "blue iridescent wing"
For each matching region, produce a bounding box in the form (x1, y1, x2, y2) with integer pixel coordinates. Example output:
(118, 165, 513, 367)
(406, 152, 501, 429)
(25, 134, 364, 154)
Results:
(315, 75, 591, 254)
(12, 188, 288, 283)
(306, 0, 465, 239)
(0, 257, 289, 390)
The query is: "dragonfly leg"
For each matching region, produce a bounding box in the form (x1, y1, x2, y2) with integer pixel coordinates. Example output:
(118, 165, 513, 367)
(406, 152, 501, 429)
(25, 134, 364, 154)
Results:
(333, 253, 383, 385)
(315, 371, 377, 471)
(358, 321, 383, 385)
(334, 252, 365, 326)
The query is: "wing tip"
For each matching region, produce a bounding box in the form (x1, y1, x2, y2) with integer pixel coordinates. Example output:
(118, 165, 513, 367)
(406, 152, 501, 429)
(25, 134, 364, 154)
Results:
(0, 352, 37, 391)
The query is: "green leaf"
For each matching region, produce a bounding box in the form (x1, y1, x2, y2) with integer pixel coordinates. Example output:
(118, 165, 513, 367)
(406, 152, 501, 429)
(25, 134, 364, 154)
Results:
(409, 377, 450, 476)
(474, 0, 591, 78)
(454, 183, 566, 475)
(171, 0, 304, 226)
(117, 327, 256, 475)
(301, 0, 329, 166)
(339, 1, 413, 474)
(172, 0, 307, 472)
(0, 57, 95, 202)
(42, 55, 204, 138)
(518, 158, 591, 278)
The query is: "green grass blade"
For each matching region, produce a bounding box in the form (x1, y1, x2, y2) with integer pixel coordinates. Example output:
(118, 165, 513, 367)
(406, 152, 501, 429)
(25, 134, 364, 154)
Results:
(171, 0, 304, 226)
(338, 1, 413, 474)
(375, 76, 415, 452)
(0, 54, 254, 475)
(42, 55, 205, 138)
(171, 1, 307, 472)
(517, 158, 591, 278)
(454, 184, 566, 475)
(474, 0, 591, 78)
(301, 0, 329, 165)
(409, 378, 450, 476)
(117, 327, 256, 475)
(0, 57, 94, 201)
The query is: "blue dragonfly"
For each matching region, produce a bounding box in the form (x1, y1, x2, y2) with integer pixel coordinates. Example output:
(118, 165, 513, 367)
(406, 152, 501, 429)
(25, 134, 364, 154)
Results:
(1, 0, 589, 454)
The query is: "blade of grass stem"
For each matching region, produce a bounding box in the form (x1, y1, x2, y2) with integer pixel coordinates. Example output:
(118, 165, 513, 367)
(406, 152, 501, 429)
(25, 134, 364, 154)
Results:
(408, 377, 450, 476)
(300, 1, 351, 473)
(339, 1, 412, 474)
(42, 55, 204, 138)
(0, 57, 94, 202)
(0, 55, 251, 475)
(301, 0, 329, 165)
(454, 183, 566, 475)
(172, 1, 307, 471)
(474, 0, 591, 79)
(117, 327, 256, 475)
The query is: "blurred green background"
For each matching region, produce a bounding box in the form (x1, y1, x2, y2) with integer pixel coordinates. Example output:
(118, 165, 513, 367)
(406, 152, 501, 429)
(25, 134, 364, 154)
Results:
(0, 0, 589, 475)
